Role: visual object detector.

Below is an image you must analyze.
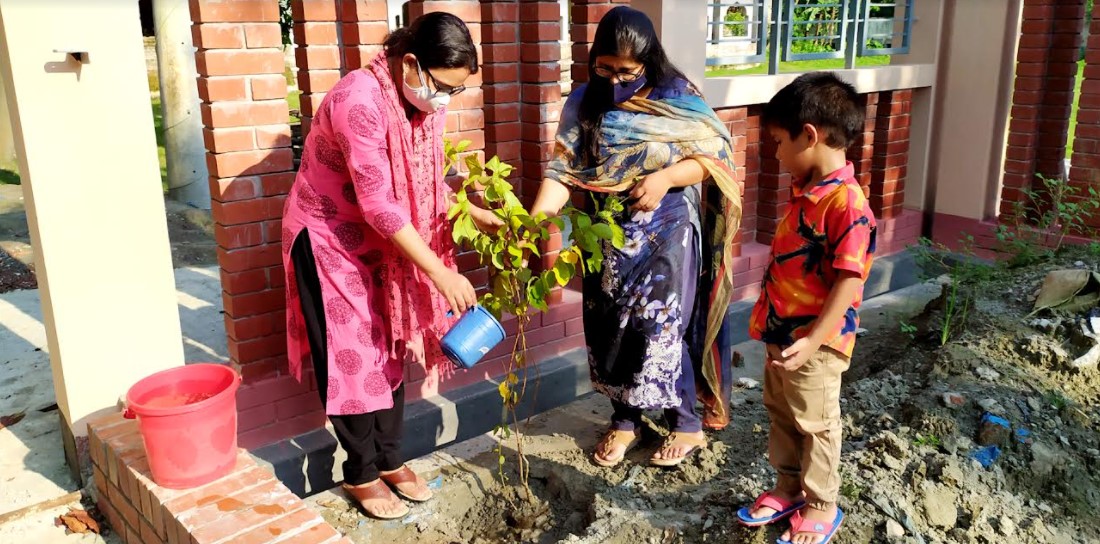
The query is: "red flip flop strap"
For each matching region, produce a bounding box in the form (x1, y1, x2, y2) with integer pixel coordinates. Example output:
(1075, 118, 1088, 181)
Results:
(753, 492, 795, 513)
(788, 511, 834, 536)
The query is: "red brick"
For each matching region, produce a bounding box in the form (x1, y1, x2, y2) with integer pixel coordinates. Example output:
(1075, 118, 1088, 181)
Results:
(255, 124, 292, 149)
(220, 267, 269, 296)
(521, 42, 561, 64)
(201, 100, 290, 128)
(485, 20, 519, 43)
(485, 104, 521, 124)
(483, 43, 520, 64)
(236, 375, 309, 410)
(293, 21, 339, 45)
(298, 70, 342, 94)
(198, 76, 249, 102)
(229, 333, 287, 364)
(520, 62, 561, 84)
(218, 242, 282, 273)
(196, 49, 284, 76)
(190, 0, 280, 23)
(420, 0, 481, 22)
(484, 83, 521, 104)
(295, 46, 342, 70)
(342, 21, 389, 45)
(212, 195, 286, 226)
(250, 74, 288, 100)
(107, 482, 140, 535)
(341, 0, 388, 21)
(204, 127, 254, 153)
(486, 122, 522, 143)
(260, 171, 296, 195)
(459, 109, 485, 131)
(243, 23, 282, 48)
(521, 2, 562, 22)
(291, 0, 339, 22)
(520, 22, 561, 42)
(521, 83, 562, 105)
(192, 23, 245, 49)
(483, 63, 519, 83)
(449, 87, 485, 111)
(207, 147, 294, 177)
(573, 3, 617, 24)
(275, 391, 323, 420)
(222, 289, 285, 319)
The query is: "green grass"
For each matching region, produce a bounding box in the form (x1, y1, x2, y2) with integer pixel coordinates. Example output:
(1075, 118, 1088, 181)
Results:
(1068, 59, 1085, 159)
(151, 98, 168, 192)
(705, 55, 891, 77)
(0, 163, 19, 185)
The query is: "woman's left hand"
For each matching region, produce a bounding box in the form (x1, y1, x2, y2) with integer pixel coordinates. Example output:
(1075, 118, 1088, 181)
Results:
(629, 171, 672, 211)
(470, 205, 504, 233)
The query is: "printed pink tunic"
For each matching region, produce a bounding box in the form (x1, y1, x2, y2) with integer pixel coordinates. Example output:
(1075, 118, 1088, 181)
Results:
(281, 54, 457, 416)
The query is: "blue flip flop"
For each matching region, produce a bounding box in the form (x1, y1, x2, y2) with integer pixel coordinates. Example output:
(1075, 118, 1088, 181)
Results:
(776, 507, 845, 544)
(737, 491, 807, 527)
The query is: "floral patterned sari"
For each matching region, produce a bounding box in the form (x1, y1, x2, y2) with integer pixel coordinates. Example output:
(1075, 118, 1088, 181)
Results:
(544, 80, 743, 428)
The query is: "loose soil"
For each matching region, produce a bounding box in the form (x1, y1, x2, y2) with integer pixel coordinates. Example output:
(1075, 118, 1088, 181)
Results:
(315, 246, 1100, 544)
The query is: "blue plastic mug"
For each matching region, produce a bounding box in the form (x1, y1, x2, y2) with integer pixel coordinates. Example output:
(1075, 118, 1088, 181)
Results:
(440, 306, 506, 369)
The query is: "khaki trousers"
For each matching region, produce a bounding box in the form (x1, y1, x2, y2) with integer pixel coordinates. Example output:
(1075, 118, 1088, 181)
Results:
(763, 346, 850, 510)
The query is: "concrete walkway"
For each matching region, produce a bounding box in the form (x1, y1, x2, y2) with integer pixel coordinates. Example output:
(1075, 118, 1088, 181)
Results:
(0, 266, 226, 543)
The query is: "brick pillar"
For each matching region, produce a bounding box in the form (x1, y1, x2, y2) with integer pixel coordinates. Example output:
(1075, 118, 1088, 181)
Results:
(340, 1, 388, 71)
(569, 1, 630, 91)
(756, 135, 792, 246)
(482, 1, 522, 167)
(848, 92, 877, 195)
(717, 107, 749, 253)
(743, 106, 762, 245)
(1070, 0, 1100, 229)
(1003, 0, 1086, 216)
(291, 0, 341, 137)
(870, 90, 911, 219)
(191, 0, 296, 385)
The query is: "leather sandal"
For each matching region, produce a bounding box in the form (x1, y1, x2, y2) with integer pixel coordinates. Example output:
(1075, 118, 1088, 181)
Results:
(379, 465, 433, 502)
(342, 480, 410, 520)
(592, 429, 641, 467)
(649, 432, 707, 467)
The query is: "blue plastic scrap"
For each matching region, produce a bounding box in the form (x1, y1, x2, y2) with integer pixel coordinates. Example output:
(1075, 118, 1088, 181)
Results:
(970, 445, 1002, 468)
(981, 412, 1011, 428)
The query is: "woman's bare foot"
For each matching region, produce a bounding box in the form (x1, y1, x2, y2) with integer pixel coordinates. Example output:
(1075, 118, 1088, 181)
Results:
(649, 430, 706, 466)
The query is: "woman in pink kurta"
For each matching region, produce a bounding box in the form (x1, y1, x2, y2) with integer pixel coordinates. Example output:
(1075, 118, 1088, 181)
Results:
(280, 13, 497, 520)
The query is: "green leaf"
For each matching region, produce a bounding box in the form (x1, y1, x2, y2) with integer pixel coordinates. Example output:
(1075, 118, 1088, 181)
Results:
(576, 214, 592, 229)
(591, 223, 613, 240)
(552, 258, 575, 286)
(558, 248, 578, 265)
(447, 199, 468, 220)
(610, 224, 626, 249)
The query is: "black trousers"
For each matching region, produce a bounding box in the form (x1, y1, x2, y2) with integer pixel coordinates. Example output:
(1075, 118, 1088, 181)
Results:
(291, 230, 404, 485)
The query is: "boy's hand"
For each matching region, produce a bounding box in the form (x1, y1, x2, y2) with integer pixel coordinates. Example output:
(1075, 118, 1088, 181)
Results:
(771, 337, 822, 372)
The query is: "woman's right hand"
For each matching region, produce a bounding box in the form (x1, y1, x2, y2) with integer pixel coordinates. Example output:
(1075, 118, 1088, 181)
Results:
(430, 268, 478, 315)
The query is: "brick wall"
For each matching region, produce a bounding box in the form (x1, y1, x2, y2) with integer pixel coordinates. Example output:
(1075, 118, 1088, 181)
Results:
(1003, 0, 1086, 217)
(87, 412, 350, 544)
(1071, 0, 1100, 229)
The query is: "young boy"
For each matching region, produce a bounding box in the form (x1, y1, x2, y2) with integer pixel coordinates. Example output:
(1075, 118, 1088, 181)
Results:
(736, 72, 877, 544)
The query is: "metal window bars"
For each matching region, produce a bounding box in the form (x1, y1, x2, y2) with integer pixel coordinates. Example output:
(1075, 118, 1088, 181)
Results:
(705, 0, 913, 73)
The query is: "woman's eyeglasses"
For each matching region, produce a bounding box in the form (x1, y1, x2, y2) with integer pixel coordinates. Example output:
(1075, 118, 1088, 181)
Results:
(593, 65, 645, 83)
(421, 66, 466, 97)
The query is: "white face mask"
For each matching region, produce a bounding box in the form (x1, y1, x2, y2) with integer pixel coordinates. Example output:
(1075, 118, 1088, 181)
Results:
(402, 60, 450, 113)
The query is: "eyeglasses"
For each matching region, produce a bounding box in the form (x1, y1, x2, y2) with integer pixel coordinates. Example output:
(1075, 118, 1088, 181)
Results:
(593, 65, 645, 83)
(419, 64, 466, 97)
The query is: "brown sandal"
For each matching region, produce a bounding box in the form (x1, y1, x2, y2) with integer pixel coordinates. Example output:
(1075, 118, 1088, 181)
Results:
(343, 480, 410, 520)
(650, 432, 707, 467)
(380, 465, 433, 502)
(593, 429, 641, 467)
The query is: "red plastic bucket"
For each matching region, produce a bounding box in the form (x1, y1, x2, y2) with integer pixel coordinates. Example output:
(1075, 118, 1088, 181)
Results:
(124, 364, 241, 489)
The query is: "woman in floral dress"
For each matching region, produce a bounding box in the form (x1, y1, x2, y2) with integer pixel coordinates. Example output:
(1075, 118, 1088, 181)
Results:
(531, 7, 742, 468)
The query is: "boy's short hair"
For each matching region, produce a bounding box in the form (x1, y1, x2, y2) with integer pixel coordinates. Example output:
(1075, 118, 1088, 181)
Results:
(762, 72, 864, 150)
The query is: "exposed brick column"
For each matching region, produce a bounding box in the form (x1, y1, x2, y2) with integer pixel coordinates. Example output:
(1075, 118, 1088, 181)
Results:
(742, 106, 762, 245)
(870, 90, 911, 219)
(520, 1, 563, 202)
(291, 0, 341, 137)
(1070, 0, 1100, 229)
(756, 135, 792, 246)
(1003, 0, 1086, 216)
(482, 0, 522, 167)
(191, 0, 294, 383)
(340, 1, 388, 71)
(848, 92, 877, 195)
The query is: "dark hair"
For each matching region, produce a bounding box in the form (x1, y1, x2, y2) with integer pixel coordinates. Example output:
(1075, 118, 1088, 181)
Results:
(577, 6, 690, 166)
(762, 72, 863, 149)
(383, 12, 479, 74)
